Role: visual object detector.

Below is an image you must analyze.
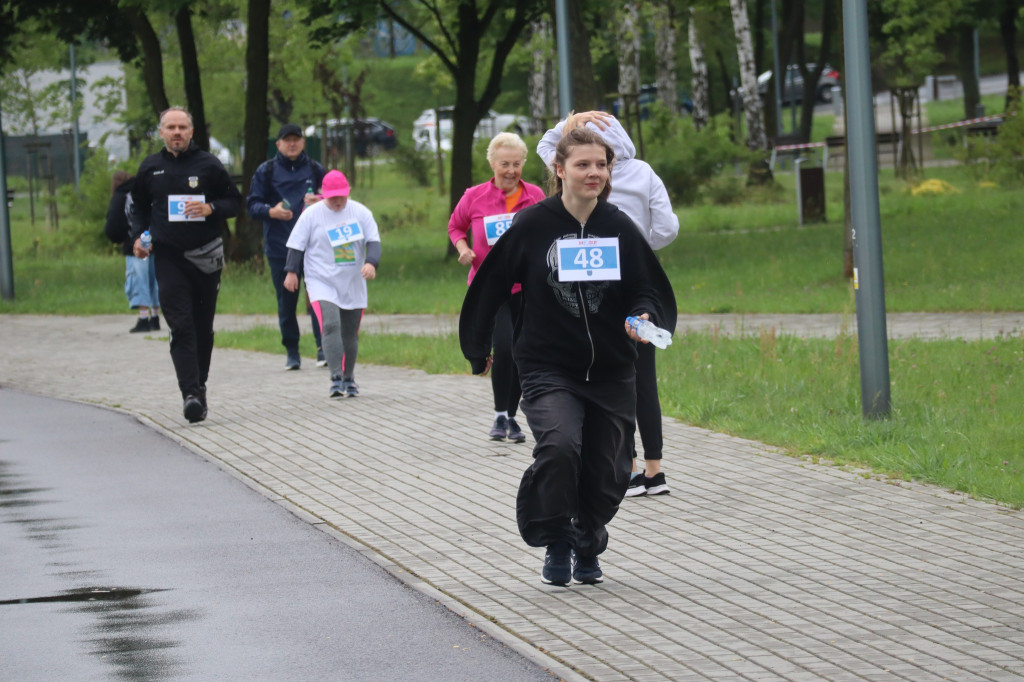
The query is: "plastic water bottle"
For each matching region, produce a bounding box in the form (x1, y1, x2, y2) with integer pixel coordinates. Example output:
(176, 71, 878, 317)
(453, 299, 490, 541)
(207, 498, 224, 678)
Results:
(626, 316, 673, 349)
(140, 230, 152, 258)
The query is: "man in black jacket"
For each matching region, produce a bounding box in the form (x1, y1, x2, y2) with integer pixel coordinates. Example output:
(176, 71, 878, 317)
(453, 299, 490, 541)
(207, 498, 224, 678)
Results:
(129, 107, 243, 423)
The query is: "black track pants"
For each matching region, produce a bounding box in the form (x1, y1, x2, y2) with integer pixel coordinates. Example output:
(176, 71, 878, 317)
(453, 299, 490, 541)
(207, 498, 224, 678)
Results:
(516, 370, 635, 557)
(155, 251, 220, 399)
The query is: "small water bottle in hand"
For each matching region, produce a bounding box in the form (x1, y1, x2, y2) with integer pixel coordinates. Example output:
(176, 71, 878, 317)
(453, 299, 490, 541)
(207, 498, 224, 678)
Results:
(626, 316, 673, 349)
(140, 230, 152, 258)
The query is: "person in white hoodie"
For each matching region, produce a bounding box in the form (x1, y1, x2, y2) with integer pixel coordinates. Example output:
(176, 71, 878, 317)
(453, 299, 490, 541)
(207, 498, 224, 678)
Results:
(537, 111, 679, 498)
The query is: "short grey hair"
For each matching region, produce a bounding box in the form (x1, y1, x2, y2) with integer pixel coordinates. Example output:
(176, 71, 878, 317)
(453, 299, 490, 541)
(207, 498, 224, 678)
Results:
(159, 106, 194, 129)
(486, 132, 528, 165)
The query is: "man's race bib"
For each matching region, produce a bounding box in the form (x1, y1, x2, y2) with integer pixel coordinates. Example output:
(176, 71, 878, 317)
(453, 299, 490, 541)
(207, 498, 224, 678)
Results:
(483, 212, 515, 246)
(168, 194, 206, 222)
(556, 237, 621, 282)
(327, 221, 363, 265)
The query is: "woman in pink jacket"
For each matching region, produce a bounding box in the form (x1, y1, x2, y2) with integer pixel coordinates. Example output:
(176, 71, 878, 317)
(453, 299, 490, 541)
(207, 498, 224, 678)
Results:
(449, 132, 546, 442)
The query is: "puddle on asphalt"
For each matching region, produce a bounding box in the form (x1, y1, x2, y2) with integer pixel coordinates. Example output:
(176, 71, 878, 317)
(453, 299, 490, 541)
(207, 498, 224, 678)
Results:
(0, 459, 199, 678)
(0, 587, 166, 606)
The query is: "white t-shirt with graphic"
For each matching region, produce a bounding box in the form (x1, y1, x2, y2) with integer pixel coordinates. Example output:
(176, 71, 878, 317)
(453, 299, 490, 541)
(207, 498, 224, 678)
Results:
(286, 199, 380, 310)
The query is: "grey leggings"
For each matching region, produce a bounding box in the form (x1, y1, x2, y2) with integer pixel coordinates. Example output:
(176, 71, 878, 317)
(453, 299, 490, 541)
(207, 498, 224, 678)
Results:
(313, 301, 362, 380)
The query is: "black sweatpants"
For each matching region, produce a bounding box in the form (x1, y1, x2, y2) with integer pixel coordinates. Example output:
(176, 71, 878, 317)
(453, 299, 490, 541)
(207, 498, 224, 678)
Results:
(633, 340, 663, 460)
(154, 250, 220, 400)
(516, 370, 635, 558)
(490, 293, 522, 417)
(268, 255, 322, 353)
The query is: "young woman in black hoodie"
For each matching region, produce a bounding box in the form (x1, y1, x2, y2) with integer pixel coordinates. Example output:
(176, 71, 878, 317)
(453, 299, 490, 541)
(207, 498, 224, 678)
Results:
(460, 128, 676, 585)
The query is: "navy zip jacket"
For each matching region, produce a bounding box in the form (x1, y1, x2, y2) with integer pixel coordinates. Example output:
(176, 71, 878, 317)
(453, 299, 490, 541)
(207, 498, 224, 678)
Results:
(129, 142, 242, 253)
(460, 195, 676, 383)
(246, 152, 326, 260)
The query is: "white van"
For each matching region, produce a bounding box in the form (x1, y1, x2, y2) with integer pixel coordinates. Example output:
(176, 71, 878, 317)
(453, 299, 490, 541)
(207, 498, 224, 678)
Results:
(413, 107, 534, 151)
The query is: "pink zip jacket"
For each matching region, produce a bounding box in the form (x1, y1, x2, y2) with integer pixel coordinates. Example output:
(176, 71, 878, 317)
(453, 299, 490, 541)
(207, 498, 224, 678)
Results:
(448, 178, 546, 286)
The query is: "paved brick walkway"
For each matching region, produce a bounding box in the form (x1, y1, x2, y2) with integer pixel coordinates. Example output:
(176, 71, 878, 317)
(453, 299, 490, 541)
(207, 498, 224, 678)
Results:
(2, 314, 1023, 681)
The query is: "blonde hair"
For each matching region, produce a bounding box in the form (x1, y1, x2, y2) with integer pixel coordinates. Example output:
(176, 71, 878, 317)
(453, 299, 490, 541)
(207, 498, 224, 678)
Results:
(486, 132, 528, 164)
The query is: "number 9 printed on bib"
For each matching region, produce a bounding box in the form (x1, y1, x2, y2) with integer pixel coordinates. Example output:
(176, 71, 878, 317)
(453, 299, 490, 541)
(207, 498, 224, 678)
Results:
(327, 221, 363, 265)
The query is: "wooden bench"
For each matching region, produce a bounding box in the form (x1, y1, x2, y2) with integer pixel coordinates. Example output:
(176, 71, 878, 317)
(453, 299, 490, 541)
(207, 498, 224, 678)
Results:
(824, 131, 901, 169)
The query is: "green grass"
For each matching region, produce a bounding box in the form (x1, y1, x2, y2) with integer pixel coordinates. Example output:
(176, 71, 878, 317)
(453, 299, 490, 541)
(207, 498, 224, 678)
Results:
(5, 162, 1022, 315)
(214, 323, 1024, 508)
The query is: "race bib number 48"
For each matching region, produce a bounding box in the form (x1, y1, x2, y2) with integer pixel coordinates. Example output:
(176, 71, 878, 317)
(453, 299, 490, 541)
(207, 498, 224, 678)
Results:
(556, 237, 621, 282)
(484, 212, 515, 246)
(168, 194, 206, 222)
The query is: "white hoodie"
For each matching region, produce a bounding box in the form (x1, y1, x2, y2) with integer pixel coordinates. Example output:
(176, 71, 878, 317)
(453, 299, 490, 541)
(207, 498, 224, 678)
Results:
(537, 115, 679, 250)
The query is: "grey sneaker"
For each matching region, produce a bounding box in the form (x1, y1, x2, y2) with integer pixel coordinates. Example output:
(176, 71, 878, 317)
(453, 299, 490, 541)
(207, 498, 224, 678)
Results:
(329, 375, 345, 398)
(507, 417, 526, 443)
(285, 349, 301, 370)
(344, 380, 359, 398)
(489, 415, 508, 441)
(541, 542, 571, 586)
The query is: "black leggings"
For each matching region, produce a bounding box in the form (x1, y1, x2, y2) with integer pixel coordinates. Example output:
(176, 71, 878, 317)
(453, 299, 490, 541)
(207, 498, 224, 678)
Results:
(633, 340, 663, 460)
(490, 293, 522, 417)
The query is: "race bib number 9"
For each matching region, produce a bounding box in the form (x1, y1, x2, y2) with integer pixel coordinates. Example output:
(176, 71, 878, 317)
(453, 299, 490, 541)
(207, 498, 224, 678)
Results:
(327, 221, 364, 246)
(168, 194, 206, 222)
(556, 237, 621, 282)
(484, 212, 515, 246)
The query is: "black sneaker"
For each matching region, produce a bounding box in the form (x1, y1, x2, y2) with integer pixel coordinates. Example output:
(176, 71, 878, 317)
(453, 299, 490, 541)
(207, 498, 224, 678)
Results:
(572, 551, 603, 584)
(129, 317, 150, 333)
(507, 417, 526, 443)
(285, 349, 301, 370)
(315, 348, 327, 368)
(149, 316, 161, 331)
(541, 542, 571, 586)
(644, 472, 670, 496)
(329, 375, 345, 398)
(183, 395, 206, 423)
(489, 415, 508, 441)
(624, 471, 647, 497)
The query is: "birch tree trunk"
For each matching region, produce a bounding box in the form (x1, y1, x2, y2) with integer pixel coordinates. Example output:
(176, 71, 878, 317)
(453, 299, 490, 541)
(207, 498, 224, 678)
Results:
(729, 0, 768, 150)
(652, 1, 677, 112)
(689, 7, 709, 131)
(617, 2, 641, 127)
(528, 18, 552, 129)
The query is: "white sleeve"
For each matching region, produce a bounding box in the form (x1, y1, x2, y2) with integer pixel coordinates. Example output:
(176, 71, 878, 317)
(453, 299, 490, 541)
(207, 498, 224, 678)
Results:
(646, 169, 679, 250)
(285, 205, 314, 251)
(361, 205, 381, 243)
(536, 121, 566, 167)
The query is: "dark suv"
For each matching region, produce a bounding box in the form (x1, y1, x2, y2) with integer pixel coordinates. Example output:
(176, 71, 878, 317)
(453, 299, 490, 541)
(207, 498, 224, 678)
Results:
(308, 118, 398, 157)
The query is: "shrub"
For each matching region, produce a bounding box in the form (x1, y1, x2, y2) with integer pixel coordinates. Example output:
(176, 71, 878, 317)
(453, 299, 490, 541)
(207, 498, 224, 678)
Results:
(390, 143, 433, 187)
(644, 109, 754, 205)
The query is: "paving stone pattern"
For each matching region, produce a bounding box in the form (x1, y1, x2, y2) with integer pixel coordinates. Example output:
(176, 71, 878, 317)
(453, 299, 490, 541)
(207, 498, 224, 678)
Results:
(2, 314, 1023, 681)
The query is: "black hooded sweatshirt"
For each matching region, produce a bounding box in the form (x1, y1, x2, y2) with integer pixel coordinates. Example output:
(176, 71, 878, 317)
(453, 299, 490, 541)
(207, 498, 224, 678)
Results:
(460, 195, 676, 383)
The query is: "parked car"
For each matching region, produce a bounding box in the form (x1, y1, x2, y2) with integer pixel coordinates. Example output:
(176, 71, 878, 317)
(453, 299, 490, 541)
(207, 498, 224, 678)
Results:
(612, 83, 694, 119)
(756, 64, 841, 104)
(413, 107, 535, 151)
(304, 118, 397, 157)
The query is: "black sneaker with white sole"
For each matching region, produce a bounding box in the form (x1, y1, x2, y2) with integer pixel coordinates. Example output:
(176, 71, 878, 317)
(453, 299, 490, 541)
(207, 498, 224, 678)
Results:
(624, 471, 647, 497)
(644, 472, 670, 495)
(572, 551, 603, 584)
(540, 542, 571, 586)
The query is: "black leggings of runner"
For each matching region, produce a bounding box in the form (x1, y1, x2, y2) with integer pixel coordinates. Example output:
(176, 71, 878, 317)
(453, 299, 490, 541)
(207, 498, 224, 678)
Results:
(490, 293, 522, 417)
(633, 340, 663, 461)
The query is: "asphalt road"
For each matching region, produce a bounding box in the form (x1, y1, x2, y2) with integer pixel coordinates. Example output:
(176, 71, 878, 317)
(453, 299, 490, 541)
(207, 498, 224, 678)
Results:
(0, 389, 554, 681)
